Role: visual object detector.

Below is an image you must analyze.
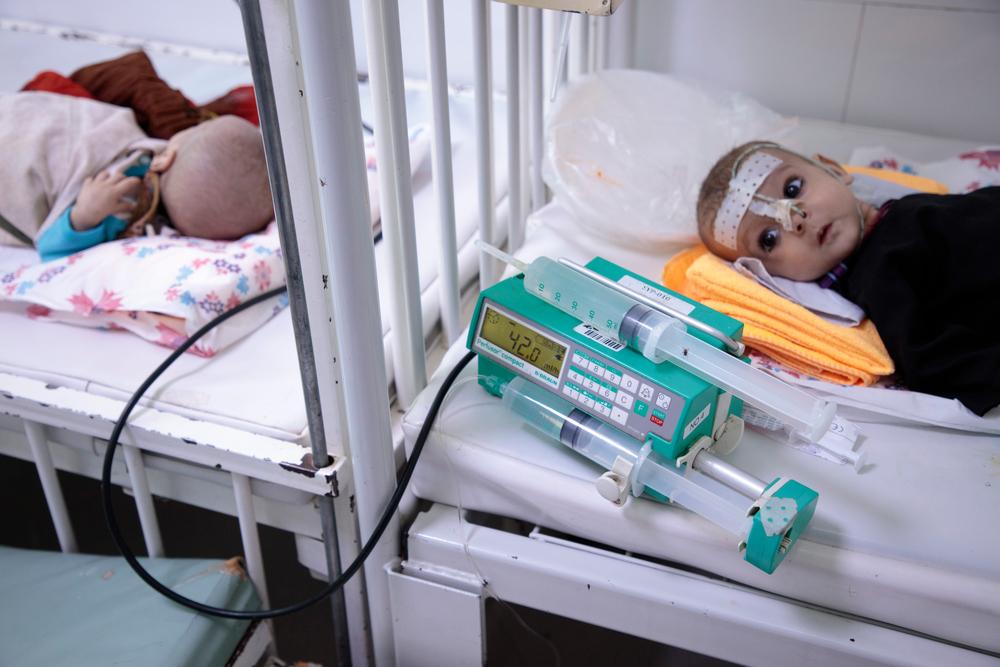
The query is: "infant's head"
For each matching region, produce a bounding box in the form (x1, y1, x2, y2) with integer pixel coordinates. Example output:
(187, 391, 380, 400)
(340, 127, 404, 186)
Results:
(696, 141, 869, 281)
(153, 115, 273, 239)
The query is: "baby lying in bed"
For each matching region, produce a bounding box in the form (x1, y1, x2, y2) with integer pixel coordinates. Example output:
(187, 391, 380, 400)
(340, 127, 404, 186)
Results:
(696, 141, 1000, 415)
(0, 92, 273, 261)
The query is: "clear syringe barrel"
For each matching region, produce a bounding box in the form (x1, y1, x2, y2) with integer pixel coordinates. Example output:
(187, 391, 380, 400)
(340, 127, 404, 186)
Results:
(523, 256, 634, 339)
(502, 378, 750, 536)
(620, 305, 835, 442)
(520, 255, 834, 441)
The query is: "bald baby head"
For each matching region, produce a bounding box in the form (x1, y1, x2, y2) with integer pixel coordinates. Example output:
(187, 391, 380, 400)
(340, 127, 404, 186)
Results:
(158, 115, 274, 239)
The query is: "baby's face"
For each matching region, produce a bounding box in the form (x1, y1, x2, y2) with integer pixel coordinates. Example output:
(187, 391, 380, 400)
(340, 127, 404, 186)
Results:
(734, 151, 863, 281)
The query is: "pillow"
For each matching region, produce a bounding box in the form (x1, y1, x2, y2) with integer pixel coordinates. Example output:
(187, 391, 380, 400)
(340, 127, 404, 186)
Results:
(1, 224, 286, 357)
(70, 51, 203, 139)
(842, 165, 948, 194)
(543, 70, 795, 250)
(849, 146, 1000, 194)
(0, 124, 432, 355)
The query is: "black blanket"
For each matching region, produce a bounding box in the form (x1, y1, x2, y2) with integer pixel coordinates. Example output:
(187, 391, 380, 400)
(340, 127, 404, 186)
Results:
(839, 186, 1000, 415)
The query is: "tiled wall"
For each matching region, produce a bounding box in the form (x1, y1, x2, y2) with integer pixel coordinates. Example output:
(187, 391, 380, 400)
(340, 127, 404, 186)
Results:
(631, 0, 1000, 142)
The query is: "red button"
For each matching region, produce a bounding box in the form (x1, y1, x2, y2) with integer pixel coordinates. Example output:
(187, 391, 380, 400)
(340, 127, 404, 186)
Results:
(650, 415, 664, 427)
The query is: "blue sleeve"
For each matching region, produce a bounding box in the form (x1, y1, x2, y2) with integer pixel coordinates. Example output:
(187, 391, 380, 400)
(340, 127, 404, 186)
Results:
(36, 207, 129, 262)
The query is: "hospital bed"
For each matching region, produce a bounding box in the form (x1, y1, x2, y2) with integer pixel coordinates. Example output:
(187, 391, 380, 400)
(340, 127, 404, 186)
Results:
(2, 1, 999, 666)
(392, 10, 1000, 667)
(0, 1, 522, 664)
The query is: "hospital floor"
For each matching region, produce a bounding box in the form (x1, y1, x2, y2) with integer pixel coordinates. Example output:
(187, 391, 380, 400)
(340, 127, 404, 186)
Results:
(3, 457, 733, 666)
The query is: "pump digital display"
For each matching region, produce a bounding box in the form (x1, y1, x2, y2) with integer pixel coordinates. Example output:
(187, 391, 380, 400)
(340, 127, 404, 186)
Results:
(479, 306, 566, 380)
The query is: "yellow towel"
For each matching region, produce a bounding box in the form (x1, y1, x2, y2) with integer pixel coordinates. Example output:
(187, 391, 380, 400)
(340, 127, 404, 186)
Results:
(662, 246, 893, 386)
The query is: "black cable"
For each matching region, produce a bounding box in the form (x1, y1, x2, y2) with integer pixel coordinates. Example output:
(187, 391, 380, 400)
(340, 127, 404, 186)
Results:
(101, 283, 476, 619)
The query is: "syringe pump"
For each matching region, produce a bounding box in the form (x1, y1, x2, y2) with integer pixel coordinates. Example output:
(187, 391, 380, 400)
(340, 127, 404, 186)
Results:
(467, 244, 832, 574)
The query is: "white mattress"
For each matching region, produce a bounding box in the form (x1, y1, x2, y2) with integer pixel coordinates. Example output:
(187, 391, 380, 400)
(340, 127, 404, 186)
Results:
(401, 119, 1000, 653)
(0, 33, 509, 442)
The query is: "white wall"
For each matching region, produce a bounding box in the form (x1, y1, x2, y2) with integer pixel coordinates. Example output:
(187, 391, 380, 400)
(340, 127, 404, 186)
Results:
(631, 0, 1000, 142)
(2, 0, 996, 141)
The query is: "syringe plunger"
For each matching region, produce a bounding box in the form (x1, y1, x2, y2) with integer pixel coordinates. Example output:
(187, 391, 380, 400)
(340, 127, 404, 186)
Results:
(502, 378, 751, 536)
(486, 243, 835, 442)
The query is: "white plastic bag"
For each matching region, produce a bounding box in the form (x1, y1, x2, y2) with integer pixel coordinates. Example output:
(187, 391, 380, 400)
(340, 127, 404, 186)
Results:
(543, 70, 795, 249)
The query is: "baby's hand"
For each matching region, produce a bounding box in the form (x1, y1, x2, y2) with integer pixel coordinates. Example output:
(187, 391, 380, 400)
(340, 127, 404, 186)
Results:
(70, 170, 142, 231)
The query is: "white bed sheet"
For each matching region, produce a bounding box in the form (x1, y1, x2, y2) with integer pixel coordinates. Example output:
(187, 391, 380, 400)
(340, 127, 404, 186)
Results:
(401, 118, 1000, 653)
(0, 33, 509, 442)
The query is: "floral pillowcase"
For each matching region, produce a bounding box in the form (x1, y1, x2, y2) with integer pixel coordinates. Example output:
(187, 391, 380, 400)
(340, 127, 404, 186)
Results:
(0, 123, 431, 357)
(1, 223, 287, 357)
(848, 146, 1000, 194)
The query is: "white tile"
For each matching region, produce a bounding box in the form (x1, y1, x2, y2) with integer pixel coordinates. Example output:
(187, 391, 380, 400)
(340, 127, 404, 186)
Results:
(633, 0, 862, 122)
(847, 6, 1000, 142)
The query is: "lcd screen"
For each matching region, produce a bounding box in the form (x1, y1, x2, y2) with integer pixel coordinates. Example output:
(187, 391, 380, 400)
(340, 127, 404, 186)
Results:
(479, 306, 566, 379)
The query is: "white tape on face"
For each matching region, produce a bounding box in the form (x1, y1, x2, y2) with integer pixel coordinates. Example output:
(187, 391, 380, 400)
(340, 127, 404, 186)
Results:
(713, 152, 783, 251)
(748, 196, 803, 231)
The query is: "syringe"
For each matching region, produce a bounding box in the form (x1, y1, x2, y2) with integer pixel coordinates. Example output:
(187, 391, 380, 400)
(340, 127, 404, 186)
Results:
(478, 242, 835, 442)
(503, 377, 752, 535)
(502, 377, 818, 573)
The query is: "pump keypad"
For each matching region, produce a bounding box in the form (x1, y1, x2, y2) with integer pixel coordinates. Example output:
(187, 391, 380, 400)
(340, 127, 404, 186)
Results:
(560, 348, 682, 439)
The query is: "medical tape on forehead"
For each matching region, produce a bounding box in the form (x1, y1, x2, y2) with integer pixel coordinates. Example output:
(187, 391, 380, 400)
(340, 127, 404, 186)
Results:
(712, 152, 783, 251)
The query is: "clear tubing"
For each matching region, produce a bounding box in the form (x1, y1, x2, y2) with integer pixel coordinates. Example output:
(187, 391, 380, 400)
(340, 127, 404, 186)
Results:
(502, 378, 750, 537)
(509, 251, 834, 441)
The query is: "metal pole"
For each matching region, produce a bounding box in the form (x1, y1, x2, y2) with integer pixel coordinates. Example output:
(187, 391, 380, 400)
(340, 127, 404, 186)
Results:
(363, 0, 428, 408)
(529, 8, 545, 213)
(518, 7, 531, 218)
(694, 451, 767, 499)
(23, 421, 77, 553)
(232, 472, 270, 608)
(572, 11, 589, 79)
(238, 2, 351, 663)
(506, 4, 523, 252)
(122, 444, 164, 558)
(294, 2, 399, 664)
(424, 0, 461, 344)
(595, 14, 610, 70)
(587, 15, 598, 73)
(473, 0, 498, 287)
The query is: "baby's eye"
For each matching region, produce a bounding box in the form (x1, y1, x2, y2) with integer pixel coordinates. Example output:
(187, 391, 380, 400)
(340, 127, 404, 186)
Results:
(758, 228, 780, 253)
(783, 177, 803, 198)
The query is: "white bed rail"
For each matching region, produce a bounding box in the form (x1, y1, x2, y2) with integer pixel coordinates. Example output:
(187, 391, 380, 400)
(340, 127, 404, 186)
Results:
(1, 2, 629, 664)
(424, 0, 462, 343)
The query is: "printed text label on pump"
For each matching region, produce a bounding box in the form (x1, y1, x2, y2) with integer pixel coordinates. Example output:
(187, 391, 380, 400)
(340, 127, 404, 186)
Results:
(618, 276, 695, 316)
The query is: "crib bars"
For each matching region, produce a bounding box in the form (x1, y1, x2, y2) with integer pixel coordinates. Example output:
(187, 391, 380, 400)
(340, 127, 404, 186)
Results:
(5, 1, 629, 664)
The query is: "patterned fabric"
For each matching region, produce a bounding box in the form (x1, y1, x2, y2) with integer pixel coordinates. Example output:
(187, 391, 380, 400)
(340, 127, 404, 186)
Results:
(1, 223, 286, 357)
(816, 262, 849, 290)
(849, 145, 1000, 195)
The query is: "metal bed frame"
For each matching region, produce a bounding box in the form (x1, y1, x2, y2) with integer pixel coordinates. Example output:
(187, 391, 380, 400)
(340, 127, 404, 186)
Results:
(0, 1, 615, 663)
(7, 2, 1000, 666)
(3, 2, 998, 666)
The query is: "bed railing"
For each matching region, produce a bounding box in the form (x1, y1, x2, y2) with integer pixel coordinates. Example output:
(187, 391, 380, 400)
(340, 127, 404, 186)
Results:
(4, 1, 630, 664)
(240, 1, 631, 663)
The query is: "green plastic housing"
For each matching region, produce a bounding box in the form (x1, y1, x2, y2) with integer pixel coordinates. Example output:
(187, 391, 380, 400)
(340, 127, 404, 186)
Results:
(468, 256, 746, 461)
(744, 478, 819, 574)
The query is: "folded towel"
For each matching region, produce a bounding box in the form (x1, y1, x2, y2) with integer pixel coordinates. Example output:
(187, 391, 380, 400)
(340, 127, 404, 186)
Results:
(662, 246, 893, 386)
